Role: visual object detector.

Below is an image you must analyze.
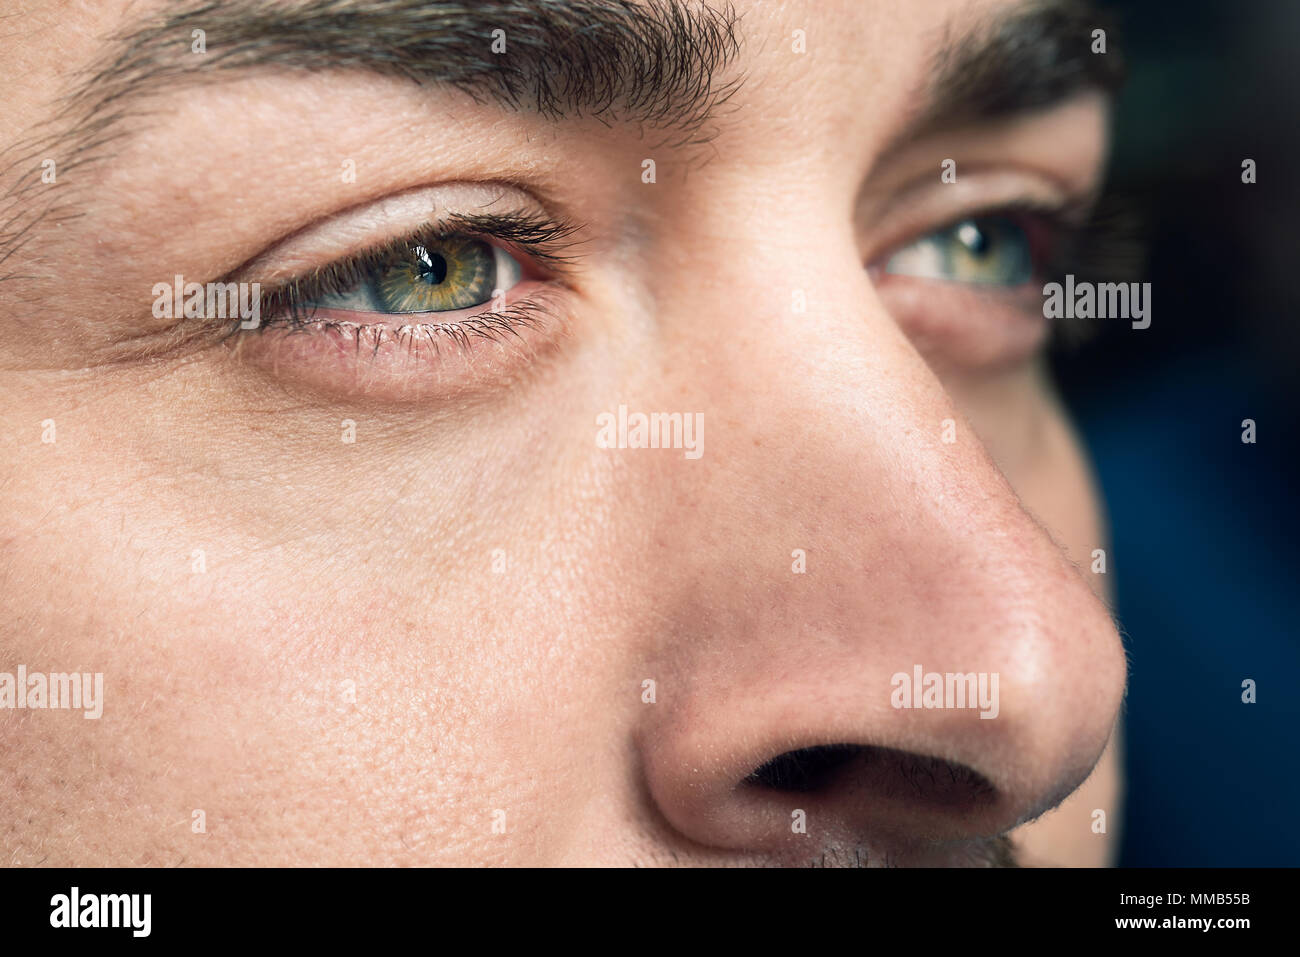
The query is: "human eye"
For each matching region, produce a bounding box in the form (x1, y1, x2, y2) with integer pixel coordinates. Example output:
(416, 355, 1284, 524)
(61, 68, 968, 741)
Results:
(262, 207, 581, 325)
(868, 198, 1133, 370)
(883, 214, 1033, 286)
(220, 191, 583, 400)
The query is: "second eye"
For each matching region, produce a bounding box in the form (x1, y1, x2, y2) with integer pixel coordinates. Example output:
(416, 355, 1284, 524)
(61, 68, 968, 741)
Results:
(884, 216, 1032, 286)
(310, 235, 524, 314)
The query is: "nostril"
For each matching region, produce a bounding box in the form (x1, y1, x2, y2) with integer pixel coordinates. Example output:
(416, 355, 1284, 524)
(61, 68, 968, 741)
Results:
(745, 744, 1000, 813)
(745, 744, 861, 792)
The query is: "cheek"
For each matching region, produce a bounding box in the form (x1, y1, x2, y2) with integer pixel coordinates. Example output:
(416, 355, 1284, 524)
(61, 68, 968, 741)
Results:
(0, 410, 567, 864)
(0, 353, 650, 863)
(0, 540, 556, 864)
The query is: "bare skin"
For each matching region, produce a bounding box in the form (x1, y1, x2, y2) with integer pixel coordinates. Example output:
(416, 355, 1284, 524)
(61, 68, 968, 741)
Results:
(0, 0, 1124, 866)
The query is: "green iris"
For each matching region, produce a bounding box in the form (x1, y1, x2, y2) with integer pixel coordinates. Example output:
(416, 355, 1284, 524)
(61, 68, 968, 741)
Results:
(373, 236, 497, 313)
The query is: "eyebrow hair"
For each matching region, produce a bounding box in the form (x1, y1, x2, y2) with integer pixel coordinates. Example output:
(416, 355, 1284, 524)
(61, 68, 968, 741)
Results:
(917, 0, 1124, 135)
(0, 0, 740, 287)
(74, 0, 742, 144)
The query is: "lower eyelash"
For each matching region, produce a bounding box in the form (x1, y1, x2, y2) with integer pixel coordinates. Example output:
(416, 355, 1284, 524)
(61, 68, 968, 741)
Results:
(249, 297, 550, 359)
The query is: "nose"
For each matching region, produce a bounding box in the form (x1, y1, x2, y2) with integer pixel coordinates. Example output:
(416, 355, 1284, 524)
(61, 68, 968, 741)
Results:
(633, 229, 1126, 862)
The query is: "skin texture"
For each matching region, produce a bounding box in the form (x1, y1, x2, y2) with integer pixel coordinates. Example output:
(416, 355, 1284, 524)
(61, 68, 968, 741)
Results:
(0, 0, 1125, 866)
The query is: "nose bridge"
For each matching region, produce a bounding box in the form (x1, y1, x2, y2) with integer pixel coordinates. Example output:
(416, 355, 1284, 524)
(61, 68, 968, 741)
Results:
(632, 215, 1125, 853)
(652, 209, 1070, 655)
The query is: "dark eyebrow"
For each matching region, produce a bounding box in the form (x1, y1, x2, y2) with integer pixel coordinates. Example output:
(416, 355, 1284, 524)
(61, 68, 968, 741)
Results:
(911, 0, 1124, 138)
(69, 0, 742, 145)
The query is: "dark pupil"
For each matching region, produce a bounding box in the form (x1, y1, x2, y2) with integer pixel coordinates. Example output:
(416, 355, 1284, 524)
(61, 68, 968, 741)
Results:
(413, 246, 449, 285)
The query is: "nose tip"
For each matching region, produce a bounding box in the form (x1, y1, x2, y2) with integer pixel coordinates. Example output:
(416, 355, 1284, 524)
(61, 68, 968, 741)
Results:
(629, 255, 1126, 861)
(638, 574, 1126, 861)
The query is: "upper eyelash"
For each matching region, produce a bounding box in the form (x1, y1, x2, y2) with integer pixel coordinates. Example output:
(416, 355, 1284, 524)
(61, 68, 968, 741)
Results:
(1041, 192, 1148, 350)
(976, 197, 1145, 282)
(255, 209, 582, 327)
(1042, 193, 1146, 284)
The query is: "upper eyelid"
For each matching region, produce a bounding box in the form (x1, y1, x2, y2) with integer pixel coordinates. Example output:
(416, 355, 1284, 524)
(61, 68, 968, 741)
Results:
(221, 182, 585, 286)
(252, 213, 583, 287)
(260, 212, 581, 286)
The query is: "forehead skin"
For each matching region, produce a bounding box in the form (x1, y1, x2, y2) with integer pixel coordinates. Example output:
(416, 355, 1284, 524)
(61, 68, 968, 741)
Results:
(0, 0, 1122, 867)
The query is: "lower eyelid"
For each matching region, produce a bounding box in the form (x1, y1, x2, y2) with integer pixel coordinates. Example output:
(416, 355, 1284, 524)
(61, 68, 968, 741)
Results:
(873, 274, 1048, 370)
(226, 282, 569, 403)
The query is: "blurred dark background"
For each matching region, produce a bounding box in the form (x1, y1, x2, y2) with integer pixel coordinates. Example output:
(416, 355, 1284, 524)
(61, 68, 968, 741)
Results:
(1050, 0, 1299, 865)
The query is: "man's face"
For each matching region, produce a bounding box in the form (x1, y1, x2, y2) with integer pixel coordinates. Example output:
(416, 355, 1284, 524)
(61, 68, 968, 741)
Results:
(0, 0, 1126, 866)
